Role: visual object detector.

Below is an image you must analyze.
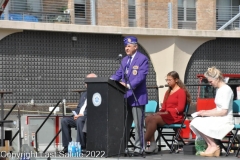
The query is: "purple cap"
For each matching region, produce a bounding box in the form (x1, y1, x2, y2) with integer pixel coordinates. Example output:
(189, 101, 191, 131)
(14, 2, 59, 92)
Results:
(123, 36, 138, 46)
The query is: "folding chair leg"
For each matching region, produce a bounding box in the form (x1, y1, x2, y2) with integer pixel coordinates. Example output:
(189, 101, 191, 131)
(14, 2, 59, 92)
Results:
(215, 139, 227, 153)
(170, 129, 184, 153)
(236, 145, 240, 157)
(170, 139, 178, 153)
(161, 134, 172, 149)
(226, 131, 238, 156)
(155, 130, 161, 151)
(235, 131, 240, 157)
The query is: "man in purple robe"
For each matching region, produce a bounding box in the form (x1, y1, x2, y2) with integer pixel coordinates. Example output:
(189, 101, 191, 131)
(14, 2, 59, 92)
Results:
(111, 36, 149, 156)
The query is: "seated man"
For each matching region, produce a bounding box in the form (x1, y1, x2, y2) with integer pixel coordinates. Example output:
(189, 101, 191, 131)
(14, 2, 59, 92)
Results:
(60, 73, 97, 154)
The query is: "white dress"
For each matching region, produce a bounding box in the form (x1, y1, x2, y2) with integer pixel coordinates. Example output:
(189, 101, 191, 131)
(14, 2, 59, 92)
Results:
(190, 85, 234, 140)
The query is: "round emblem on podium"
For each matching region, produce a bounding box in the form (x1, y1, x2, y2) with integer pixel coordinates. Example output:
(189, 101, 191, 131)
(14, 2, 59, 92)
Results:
(92, 92, 102, 107)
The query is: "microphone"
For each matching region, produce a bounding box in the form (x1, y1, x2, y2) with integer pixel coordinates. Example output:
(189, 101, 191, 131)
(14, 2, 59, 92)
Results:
(115, 54, 122, 61)
(158, 85, 164, 88)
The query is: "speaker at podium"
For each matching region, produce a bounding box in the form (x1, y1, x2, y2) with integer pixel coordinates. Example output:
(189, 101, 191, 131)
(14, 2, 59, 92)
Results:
(85, 77, 127, 157)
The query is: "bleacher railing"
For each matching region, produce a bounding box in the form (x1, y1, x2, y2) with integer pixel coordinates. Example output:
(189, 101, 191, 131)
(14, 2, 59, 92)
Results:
(2, 1, 240, 31)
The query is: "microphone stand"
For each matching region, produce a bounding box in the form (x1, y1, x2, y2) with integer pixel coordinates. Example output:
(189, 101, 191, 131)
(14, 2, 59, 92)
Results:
(117, 57, 145, 158)
(116, 57, 131, 158)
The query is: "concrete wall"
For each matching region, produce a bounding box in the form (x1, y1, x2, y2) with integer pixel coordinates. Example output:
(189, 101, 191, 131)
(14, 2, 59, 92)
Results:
(0, 29, 22, 40)
(137, 36, 214, 100)
(1, 21, 240, 101)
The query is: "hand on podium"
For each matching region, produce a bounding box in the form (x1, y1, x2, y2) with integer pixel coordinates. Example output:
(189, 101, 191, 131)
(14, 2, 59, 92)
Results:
(120, 82, 130, 89)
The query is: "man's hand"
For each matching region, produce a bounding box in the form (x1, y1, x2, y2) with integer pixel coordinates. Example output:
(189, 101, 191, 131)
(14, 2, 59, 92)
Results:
(74, 114, 83, 120)
(120, 82, 128, 88)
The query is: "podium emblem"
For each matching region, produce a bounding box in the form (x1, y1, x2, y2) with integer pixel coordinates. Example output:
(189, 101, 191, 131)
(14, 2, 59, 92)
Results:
(92, 92, 102, 107)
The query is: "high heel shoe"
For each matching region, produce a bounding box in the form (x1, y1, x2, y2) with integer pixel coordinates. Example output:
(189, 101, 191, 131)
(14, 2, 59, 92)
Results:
(199, 152, 205, 156)
(145, 141, 158, 153)
(200, 146, 220, 157)
(213, 148, 220, 157)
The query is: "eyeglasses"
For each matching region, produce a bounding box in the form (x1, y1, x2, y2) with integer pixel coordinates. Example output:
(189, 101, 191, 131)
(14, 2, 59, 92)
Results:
(165, 79, 173, 82)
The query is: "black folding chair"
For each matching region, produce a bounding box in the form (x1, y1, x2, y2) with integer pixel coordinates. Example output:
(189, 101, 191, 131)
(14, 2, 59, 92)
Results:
(156, 104, 189, 153)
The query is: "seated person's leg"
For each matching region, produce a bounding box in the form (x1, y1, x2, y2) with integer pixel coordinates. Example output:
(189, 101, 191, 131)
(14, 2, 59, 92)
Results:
(145, 115, 156, 142)
(76, 116, 87, 149)
(82, 119, 87, 133)
(61, 116, 77, 153)
(145, 115, 165, 153)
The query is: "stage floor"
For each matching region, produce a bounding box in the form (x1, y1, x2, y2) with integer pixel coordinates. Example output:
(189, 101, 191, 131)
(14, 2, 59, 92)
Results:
(51, 151, 238, 160)
(9, 150, 240, 160)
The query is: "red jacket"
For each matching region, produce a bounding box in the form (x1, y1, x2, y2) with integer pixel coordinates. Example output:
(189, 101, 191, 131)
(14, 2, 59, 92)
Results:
(158, 88, 186, 124)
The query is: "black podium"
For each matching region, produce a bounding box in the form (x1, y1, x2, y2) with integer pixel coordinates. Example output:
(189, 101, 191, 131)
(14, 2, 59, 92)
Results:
(85, 77, 126, 157)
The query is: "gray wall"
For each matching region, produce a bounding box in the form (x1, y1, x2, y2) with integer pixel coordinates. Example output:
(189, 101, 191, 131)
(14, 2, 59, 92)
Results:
(0, 31, 157, 104)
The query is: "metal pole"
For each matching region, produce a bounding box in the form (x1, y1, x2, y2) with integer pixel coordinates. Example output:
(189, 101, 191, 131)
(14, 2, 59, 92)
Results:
(168, 2, 172, 29)
(91, 0, 96, 25)
(239, 5, 240, 29)
(218, 12, 240, 30)
(43, 129, 62, 153)
(62, 100, 65, 117)
(18, 104, 22, 151)
(1, 93, 4, 146)
(4, 103, 17, 120)
(184, 0, 186, 21)
(10, 130, 19, 144)
(35, 100, 61, 152)
(4, 0, 9, 20)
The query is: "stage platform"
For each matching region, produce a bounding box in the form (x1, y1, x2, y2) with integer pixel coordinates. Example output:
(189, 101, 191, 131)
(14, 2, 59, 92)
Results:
(7, 150, 240, 160)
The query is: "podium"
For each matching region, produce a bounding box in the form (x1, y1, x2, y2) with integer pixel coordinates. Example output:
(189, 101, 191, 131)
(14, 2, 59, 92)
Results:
(85, 77, 126, 157)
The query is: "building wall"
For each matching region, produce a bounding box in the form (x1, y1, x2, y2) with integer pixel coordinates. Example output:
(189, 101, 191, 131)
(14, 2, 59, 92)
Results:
(43, 0, 68, 13)
(12, 0, 220, 30)
(146, 0, 168, 28)
(136, 0, 145, 27)
(171, 0, 178, 29)
(95, 0, 176, 28)
(185, 38, 240, 101)
(196, 0, 216, 30)
(1, 29, 238, 105)
(137, 36, 214, 100)
(121, 0, 129, 27)
(96, 0, 123, 26)
(5, 0, 229, 30)
(1, 20, 240, 102)
(0, 31, 157, 104)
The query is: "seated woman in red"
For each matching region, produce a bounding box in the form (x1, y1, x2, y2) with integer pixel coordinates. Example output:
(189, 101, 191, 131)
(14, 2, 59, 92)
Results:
(144, 71, 191, 153)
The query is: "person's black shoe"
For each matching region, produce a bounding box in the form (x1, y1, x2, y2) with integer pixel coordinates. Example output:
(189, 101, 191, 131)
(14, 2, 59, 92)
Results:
(59, 147, 68, 154)
(132, 151, 142, 157)
(81, 149, 86, 154)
